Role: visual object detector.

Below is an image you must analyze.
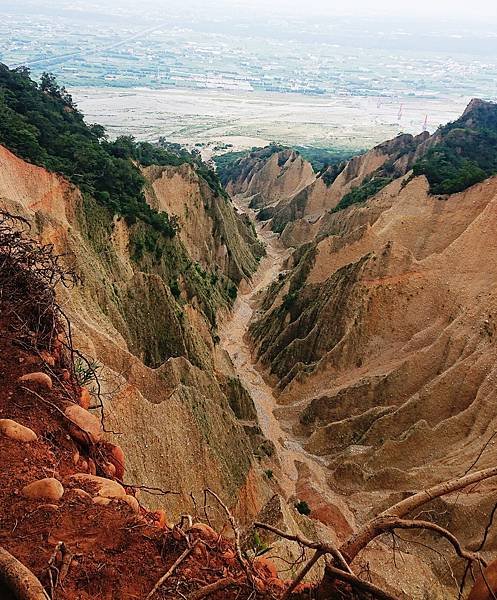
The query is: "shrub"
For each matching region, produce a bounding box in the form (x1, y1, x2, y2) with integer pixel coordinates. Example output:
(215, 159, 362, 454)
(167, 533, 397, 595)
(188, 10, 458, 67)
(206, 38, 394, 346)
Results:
(333, 176, 392, 213)
(169, 278, 181, 299)
(295, 500, 311, 516)
(282, 291, 297, 311)
(227, 284, 238, 301)
(412, 103, 497, 194)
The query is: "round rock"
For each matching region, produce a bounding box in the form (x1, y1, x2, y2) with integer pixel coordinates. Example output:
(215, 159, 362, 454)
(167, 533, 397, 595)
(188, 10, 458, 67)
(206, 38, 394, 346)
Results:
(0, 419, 37, 442)
(18, 372, 53, 389)
(65, 474, 126, 498)
(22, 478, 64, 502)
(64, 404, 103, 444)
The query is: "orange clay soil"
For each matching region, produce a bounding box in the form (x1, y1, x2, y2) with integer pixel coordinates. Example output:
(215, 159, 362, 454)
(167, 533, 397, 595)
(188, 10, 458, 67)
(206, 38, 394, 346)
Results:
(0, 306, 321, 600)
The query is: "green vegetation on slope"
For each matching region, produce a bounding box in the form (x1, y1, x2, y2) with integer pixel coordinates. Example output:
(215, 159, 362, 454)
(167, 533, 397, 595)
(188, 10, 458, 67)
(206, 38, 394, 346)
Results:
(294, 146, 358, 172)
(214, 143, 358, 184)
(0, 64, 255, 367)
(413, 101, 497, 195)
(214, 144, 285, 185)
(0, 64, 225, 234)
(332, 176, 392, 212)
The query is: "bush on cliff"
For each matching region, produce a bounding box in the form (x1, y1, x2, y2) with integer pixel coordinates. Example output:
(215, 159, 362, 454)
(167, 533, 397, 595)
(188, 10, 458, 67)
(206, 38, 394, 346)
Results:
(413, 102, 497, 194)
(333, 176, 392, 212)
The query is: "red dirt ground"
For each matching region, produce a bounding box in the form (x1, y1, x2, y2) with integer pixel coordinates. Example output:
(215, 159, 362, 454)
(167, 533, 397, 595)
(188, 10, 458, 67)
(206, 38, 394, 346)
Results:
(0, 306, 319, 599)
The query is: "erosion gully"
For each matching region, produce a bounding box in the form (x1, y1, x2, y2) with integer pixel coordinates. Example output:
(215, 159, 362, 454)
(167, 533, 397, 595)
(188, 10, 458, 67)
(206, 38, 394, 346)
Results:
(219, 197, 331, 502)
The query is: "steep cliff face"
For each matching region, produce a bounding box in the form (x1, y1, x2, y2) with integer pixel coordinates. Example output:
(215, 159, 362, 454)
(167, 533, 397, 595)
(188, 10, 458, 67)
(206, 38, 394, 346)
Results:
(0, 143, 271, 523)
(225, 146, 315, 211)
(249, 160, 497, 591)
(144, 163, 264, 283)
(225, 132, 433, 243)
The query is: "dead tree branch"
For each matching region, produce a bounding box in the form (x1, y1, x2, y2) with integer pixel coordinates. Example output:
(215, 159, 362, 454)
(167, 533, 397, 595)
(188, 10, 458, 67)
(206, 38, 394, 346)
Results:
(254, 521, 351, 574)
(145, 540, 199, 600)
(281, 549, 323, 600)
(188, 577, 238, 600)
(324, 564, 400, 600)
(341, 465, 497, 563)
(204, 489, 252, 582)
(385, 519, 484, 565)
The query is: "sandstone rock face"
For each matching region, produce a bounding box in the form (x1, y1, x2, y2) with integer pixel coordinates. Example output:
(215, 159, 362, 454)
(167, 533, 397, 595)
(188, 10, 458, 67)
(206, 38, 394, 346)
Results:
(22, 478, 64, 502)
(144, 163, 264, 284)
(0, 419, 37, 442)
(64, 404, 103, 444)
(18, 372, 52, 389)
(0, 143, 271, 526)
(249, 167, 497, 593)
(225, 147, 315, 210)
(225, 133, 433, 242)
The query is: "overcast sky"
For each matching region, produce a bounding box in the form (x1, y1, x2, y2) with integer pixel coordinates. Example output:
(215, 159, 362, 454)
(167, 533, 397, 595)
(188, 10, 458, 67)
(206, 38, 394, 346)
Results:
(193, 0, 497, 21)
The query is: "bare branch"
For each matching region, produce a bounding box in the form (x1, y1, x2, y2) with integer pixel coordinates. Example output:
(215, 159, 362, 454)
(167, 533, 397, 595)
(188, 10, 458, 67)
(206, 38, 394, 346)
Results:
(323, 563, 400, 600)
(0, 546, 51, 600)
(145, 540, 199, 600)
(188, 577, 238, 600)
(372, 517, 483, 564)
(281, 550, 323, 600)
(254, 521, 352, 574)
(204, 489, 252, 582)
(341, 465, 497, 562)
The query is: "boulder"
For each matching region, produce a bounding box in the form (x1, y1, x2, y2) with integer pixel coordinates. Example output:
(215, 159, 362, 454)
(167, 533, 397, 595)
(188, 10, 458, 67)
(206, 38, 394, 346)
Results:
(0, 419, 37, 442)
(70, 488, 93, 501)
(64, 404, 102, 444)
(65, 474, 126, 499)
(102, 462, 116, 478)
(18, 372, 52, 390)
(92, 497, 112, 507)
(22, 478, 64, 502)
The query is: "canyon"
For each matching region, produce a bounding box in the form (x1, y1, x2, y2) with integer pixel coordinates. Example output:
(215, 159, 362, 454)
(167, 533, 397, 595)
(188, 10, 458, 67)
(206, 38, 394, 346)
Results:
(1, 62, 497, 600)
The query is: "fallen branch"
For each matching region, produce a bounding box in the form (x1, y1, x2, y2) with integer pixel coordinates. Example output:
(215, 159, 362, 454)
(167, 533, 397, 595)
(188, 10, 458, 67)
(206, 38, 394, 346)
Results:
(0, 546, 51, 600)
(341, 465, 497, 563)
(118, 482, 181, 497)
(188, 577, 238, 599)
(204, 489, 252, 582)
(254, 521, 351, 574)
(281, 549, 323, 600)
(145, 540, 199, 600)
(387, 518, 484, 565)
(324, 563, 400, 600)
(46, 541, 64, 598)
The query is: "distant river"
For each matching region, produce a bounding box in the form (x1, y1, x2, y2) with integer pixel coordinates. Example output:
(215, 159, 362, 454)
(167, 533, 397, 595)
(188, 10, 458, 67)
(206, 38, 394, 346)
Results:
(72, 86, 470, 152)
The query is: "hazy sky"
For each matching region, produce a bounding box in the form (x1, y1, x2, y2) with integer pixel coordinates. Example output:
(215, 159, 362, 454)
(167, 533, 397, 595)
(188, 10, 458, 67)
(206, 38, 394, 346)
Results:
(12, 0, 497, 25)
(142, 0, 497, 22)
(189, 0, 497, 21)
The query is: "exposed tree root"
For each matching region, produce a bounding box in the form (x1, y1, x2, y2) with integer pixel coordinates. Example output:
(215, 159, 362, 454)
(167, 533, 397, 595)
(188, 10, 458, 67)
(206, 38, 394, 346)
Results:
(188, 577, 239, 599)
(0, 547, 50, 600)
